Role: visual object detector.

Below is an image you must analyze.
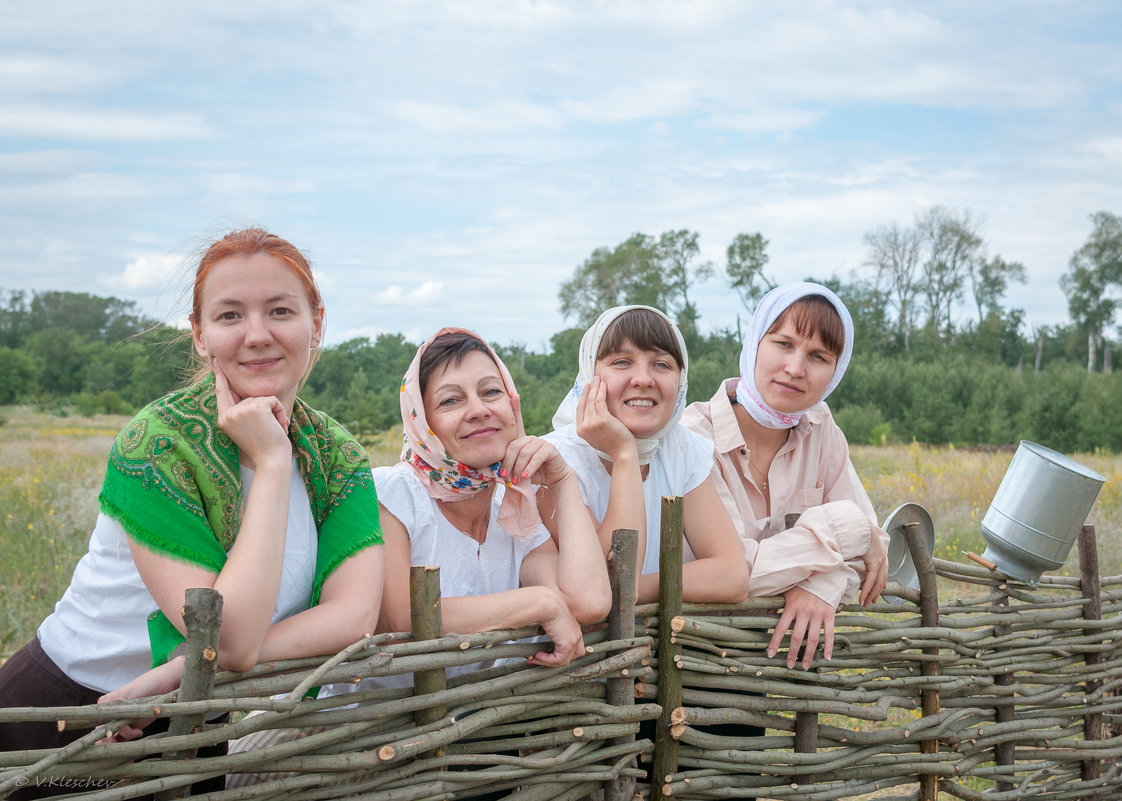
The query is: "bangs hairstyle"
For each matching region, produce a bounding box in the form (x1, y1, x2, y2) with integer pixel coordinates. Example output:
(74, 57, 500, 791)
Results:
(768, 295, 845, 356)
(596, 308, 684, 369)
(418, 332, 496, 396)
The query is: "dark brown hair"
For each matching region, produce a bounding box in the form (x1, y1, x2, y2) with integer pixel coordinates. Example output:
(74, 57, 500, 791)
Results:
(418, 332, 496, 396)
(767, 295, 845, 356)
(596, 309, 684, 368)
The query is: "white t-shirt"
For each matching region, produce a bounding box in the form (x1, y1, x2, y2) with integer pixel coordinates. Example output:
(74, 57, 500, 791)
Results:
(38, 458, 317, 693)
(544, 424, 713, 576)
(322, 463, 550, 696)
(376, 463, 549, 601)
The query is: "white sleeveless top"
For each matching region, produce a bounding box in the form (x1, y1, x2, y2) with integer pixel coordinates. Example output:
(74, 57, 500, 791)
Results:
(38, 458, 318, 693)
(321, 462, 550, 695)
(544, 424, 713, 576)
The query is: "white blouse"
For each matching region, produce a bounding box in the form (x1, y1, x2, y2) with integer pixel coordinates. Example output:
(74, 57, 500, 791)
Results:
(38, 458, 317, 692)
(544, 424, 714, 576)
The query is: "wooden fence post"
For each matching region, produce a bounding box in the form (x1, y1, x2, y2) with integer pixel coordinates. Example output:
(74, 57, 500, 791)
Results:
(991, 584, 1015, 793)
(652, 497, 684, 798)
(154, 587, 223, 801)
(1077, 525, 1102, 783)
(785, 513, 820, 759)
(410, 565, 446, 759)
(606, 528, 638, 801)
(905, 521, 940, 801)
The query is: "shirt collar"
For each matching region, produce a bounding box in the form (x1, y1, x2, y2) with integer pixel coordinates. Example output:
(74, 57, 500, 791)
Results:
(710, 377, 747, 453)
(712, 376, 831, 453)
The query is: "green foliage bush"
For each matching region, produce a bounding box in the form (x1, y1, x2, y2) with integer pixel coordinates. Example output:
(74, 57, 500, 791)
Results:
(833, 403, 892, 446)
(2, 289, 1120, 453)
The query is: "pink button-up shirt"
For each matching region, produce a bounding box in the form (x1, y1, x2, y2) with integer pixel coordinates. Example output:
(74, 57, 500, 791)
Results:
(681, 378, 884, 606)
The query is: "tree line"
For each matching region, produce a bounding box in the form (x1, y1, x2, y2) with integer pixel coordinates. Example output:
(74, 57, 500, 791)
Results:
(2, 208, 1119, 453)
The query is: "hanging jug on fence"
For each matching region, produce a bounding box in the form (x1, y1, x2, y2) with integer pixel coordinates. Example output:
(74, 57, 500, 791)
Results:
(980, 441, 1105, 584)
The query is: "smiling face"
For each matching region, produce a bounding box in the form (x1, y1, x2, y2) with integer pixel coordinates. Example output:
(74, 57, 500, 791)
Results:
(594, 339, 682, 439)
(422, 349, 516, 469)
(753, 316, 839, 413)
(191, 252, 323, 414)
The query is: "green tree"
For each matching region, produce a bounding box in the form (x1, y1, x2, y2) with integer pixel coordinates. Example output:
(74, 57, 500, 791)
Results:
(970, 255, 1027, 325)
(657, 229, 714, 350)
(24, 328, 88, 396)
(1062, 211, 1122, 373)
(0, 346, 38, 403)
(725, 232, 774, 313)
(0, 290, 31, 348)
(863, 223, 920, 351)
(27, 291, 150, 341)
(559, 233, 669, 326)
(915, 207, 984, 338)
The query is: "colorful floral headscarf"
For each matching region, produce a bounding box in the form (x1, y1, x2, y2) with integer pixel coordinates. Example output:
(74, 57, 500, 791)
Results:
(736, 282, 854, 429)
(400, 327, 539, 537)
(552, 305, 689, 466)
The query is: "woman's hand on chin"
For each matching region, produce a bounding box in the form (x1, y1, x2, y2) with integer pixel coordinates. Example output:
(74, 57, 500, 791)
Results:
(502, 436, 573, 489)
(503, 392, 575, 489)
(213, 360, 291, 468)
(576, 376, 637, 463)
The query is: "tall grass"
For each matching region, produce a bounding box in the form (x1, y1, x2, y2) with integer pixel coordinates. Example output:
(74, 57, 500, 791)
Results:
(0, 408, 123, 656)
(2, 409, 1120, 659)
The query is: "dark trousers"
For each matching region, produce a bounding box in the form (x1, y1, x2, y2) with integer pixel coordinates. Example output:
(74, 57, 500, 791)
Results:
(0, 637, 227, 798)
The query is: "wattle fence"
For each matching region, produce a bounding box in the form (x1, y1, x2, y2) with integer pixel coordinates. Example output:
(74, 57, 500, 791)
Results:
(1, 501, 1119, 800)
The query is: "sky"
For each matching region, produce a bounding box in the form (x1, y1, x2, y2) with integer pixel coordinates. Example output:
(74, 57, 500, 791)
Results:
(2, 0, 1121, 353)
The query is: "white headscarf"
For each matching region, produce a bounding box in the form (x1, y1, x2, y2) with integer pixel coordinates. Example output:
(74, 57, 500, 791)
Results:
(552, 305, 689, 465)
(736, 282, 854, 430)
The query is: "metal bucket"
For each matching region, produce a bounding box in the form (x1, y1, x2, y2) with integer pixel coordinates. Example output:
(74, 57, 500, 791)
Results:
(980, 441, 1104, 584)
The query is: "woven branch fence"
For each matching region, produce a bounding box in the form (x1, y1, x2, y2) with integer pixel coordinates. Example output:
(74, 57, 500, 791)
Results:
(1, 504, 1120, 801)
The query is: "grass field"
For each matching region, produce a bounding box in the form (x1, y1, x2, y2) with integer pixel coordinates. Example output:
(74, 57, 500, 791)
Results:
(2, 407, 1120, 658)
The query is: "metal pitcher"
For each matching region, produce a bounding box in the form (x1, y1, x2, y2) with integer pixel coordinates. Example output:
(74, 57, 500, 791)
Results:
(980, 441, 1105, 584)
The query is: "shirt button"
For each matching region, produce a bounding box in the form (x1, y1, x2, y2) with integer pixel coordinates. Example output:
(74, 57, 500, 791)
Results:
(739, 448, 747, 455)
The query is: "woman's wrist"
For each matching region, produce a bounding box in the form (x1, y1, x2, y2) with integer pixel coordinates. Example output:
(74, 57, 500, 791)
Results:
(541, 466, 576, 491)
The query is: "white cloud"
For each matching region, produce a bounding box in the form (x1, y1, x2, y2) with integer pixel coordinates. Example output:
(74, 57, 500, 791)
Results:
(375, 281, 445, 305)
(560, 80, 699, 124)
(0, 56, 112, 94)
(389, 100, 562, 135)
(0, 107, 215, 141)
(112, 253, 181, 291)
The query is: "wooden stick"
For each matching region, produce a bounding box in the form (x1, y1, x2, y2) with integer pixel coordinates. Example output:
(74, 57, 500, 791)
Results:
(905, 520, 940, 801)
(155, 586, 223, 801)
(962, 550, 998, 571)
(652, 496, 684, 798)
(606, 528, 638, 801)
(409, 565, 447, 760)
(990, 581, 1015, 792)
(1078, 525, 1103, 783)
(784, 512, 820, 765)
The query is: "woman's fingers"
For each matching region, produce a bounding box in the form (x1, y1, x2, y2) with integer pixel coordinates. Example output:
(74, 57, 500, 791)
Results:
(267, 395, 290, 431)
(512, 392, 526, 439)
(505, 436, 569, 487)
(861, 559, 887, 605)
(212, 360, 238, 413)
(860, 524, 889, 605)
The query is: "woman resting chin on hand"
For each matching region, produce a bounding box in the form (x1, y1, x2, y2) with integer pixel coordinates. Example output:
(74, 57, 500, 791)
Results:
(322, 328, 611, 706)
(0, 229, 384, 779)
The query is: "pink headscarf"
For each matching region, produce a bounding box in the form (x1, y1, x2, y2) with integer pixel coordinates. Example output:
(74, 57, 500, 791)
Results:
(399, 327, 539, 537)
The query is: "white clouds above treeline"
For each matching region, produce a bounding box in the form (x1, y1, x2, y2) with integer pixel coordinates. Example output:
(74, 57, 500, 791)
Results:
(1, 1, 1121, 349)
